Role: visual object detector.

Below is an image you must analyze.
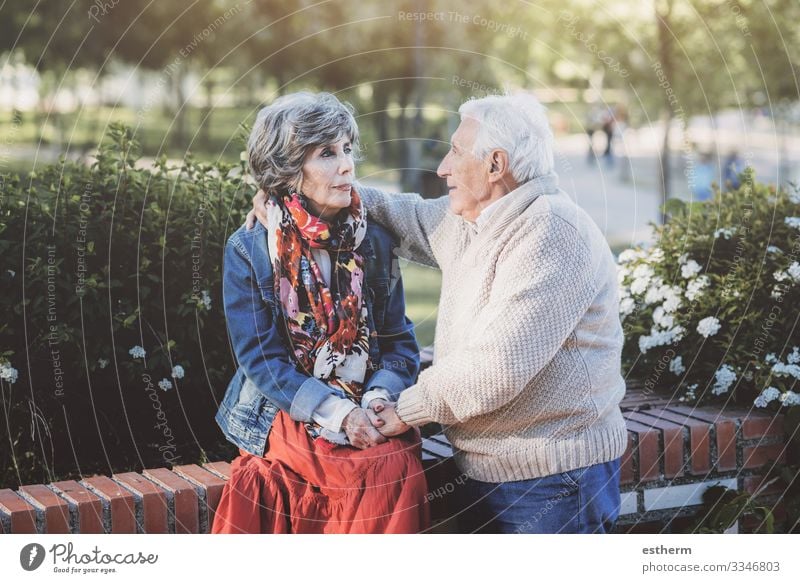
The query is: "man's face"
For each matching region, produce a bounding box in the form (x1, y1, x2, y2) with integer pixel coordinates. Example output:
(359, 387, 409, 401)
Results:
(437, 117, 491, 221)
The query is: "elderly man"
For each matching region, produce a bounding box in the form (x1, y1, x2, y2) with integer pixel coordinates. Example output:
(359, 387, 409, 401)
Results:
(249, 93, 627, 534)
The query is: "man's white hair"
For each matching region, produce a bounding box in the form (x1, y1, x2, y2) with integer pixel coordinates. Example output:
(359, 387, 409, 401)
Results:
(458, 92, 554, 184)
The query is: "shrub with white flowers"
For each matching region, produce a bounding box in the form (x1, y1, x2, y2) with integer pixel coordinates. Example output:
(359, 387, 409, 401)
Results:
(619, 169, 800, 409)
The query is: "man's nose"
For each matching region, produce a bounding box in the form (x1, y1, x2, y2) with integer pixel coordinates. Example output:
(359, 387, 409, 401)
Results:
(436, 156, 449, 177)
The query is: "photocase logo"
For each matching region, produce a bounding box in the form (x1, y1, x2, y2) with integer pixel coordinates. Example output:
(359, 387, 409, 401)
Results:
(19, 543, 46, 571)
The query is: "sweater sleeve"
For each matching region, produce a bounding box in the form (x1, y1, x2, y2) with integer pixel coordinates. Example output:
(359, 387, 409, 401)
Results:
(357, 183, 452, 268)
(396, 215, 599, 426)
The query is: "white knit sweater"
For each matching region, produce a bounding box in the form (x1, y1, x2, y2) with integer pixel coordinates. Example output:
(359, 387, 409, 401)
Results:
(358, 174, 627, 482)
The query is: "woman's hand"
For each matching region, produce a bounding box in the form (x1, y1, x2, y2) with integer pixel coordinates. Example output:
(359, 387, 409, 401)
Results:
(245, 189, 269, 230)
(342, 407, 388, 449)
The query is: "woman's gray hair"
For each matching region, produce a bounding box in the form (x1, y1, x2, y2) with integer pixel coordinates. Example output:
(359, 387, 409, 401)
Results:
(458, 92, 554, 183)
(248, 92, 360, 193)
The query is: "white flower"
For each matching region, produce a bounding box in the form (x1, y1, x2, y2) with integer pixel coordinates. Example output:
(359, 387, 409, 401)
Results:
(679, 383, 698, 402)
(619, 297, 635, 317)
(631, 265, 655, 296)
(670, 355, 685, 376)
(790, 189, 800, 204)
(652, 306, 674, 329)
(712, 364, 737, 395)
(772, 362, 800, 380)
(766, 245, 782, 254)
(644, 277, 666, 304)
(201, 290, 212, 310)
(632, 264, 654, 280)
(686, 275, 710, 302)
(6, 269, 14, 278)
(697, 316, 721, 338)
(171, 365, 185, 379)
(158, 378, 173, 391)
(662, 287, 682, 313)
(681, 259, 702, 279)
(648, 248, 665, 263)
(780, 390, 800, 407)
(771, 285, 784, 299)
(754, 386, 781, 408)
(98, 358, 109, 369)
(0, 363, 19, 384)
(765, 353, 778, 364)
(638, 326, 685, 353)
(713, 228, 735, 239)
(774, 270, 789, 282)
(788, 347, 800, 365)
(785, 217, 800, 230)
(618, 248, 645, 264)
(788, 262, 800, 282)
(129, 345, 146, 359)
(630, 277, 649, 296)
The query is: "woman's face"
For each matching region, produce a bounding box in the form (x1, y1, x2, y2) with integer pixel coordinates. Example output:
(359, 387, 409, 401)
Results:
(299, 138, 355, 220)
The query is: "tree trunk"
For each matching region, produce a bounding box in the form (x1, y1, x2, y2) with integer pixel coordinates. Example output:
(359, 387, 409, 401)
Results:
(396, 90, 410, 187)
(655, 0, 674, 223)
(372, 86, 390, 165)
(404, 11, 425, 194)
(658, 110, 672, 224)
(201, 77, 214, 148)
(171, 66, 187, 150)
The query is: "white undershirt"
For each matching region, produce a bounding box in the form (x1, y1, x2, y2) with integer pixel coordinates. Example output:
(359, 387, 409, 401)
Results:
(309, 248, 390, 433)
(474, 196, 505, 230)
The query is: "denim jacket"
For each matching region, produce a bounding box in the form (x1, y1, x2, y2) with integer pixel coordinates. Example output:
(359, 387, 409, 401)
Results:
(215, 220, 420, 456)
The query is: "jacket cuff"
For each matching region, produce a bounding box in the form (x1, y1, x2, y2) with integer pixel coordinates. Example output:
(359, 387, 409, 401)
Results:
(365, 369, 406, 400)
(312, 395, 358, 433)
(289, 376, 336, 423)
(361, 388, 391, 408)
(396, 385, 436, 426)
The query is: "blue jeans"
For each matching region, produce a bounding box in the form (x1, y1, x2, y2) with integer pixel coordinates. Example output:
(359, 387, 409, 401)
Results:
(456, 458, 621, 534)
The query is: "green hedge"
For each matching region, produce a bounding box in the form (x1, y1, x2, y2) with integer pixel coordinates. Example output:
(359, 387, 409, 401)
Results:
(0, 125, 251, 487)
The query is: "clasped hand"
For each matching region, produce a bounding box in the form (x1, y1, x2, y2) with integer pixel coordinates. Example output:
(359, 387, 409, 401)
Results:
(341, 399, 410, 450)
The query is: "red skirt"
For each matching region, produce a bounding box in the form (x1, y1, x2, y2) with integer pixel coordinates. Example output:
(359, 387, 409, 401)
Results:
(211, 411, 430, 534)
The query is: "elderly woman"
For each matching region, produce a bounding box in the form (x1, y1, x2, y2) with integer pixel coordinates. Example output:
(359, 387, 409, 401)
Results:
(212, 92, 429, 534)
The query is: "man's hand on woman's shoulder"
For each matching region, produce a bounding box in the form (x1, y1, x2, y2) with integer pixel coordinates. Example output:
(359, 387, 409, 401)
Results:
(245, 189, 269, 230)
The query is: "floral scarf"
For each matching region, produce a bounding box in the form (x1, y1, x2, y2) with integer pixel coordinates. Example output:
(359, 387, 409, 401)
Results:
(265, 188, 371, 429)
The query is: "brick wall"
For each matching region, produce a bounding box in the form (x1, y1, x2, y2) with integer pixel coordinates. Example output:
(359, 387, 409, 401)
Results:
(0, 389, 789, 534)
(615, 397, 787, 532)
(0, 463, 231, 534)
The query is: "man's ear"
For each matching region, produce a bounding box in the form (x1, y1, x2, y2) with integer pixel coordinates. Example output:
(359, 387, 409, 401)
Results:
(488, 149, 510, 182)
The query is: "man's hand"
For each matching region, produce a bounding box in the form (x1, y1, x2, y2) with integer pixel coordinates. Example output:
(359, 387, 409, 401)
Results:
(367, 398, 389, 414)
(245, 189, 269, 230)
(373, 401, 410, 437)
(342, 408, 387, 449)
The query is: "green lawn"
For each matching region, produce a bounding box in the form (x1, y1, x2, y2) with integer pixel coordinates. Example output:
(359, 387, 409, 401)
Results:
(399, 261, 441, 348)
